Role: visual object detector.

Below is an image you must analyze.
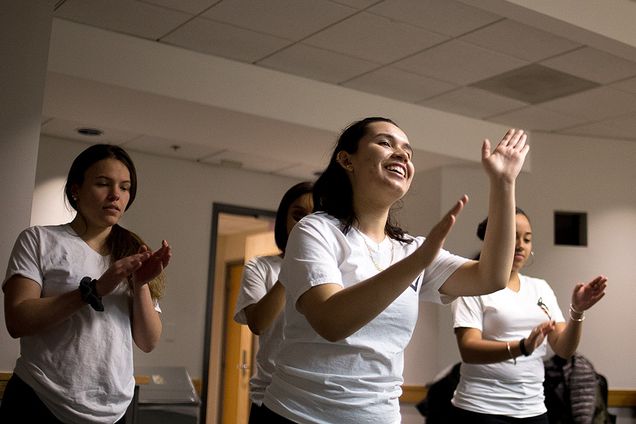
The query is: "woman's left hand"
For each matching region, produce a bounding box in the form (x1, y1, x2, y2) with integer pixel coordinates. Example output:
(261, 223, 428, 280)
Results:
(481, 128, 529, 184)
(133, 240, 172, 287)
(571, 275, 607, 312)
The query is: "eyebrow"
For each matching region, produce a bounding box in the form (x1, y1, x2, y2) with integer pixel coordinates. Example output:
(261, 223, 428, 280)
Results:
(375, 133, 413, 154)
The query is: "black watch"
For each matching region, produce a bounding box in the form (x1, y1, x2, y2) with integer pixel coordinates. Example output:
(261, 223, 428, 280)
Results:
(79, 277, 104, 312)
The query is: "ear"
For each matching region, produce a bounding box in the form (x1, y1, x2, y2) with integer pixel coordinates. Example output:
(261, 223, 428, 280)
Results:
(336, 151, 353, 171)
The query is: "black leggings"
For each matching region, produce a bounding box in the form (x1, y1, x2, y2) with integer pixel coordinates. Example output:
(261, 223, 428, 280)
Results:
(0, 373, 127, 424)
(452, 405, 549, 424)
(250, 403, 297, 423)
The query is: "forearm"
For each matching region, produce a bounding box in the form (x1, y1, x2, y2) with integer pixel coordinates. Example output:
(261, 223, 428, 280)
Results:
(550, 319, 583, 358)
(245, 282, 285, 335)
(5, 290, 85, 338)
(459, 337, 526, 364)
(477, 180, 516, 291)
(131, 284, 162, 352)
(300, 250, 426, 341)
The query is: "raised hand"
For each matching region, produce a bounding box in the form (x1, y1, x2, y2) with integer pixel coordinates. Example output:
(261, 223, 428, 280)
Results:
(482, 129, 529, 184)
(524, 320, 556, 354)
(133, 240, 172, 287)
(419, 195, 468, 267)
(571, 275, 607, 312)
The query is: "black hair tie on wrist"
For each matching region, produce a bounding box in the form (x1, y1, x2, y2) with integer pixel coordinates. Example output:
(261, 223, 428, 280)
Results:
(519, 338, 531, 356)
(79, 277, 104, 312)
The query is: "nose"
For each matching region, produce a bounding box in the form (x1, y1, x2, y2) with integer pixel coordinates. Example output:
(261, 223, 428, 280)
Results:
(392, 147, 409, 162)
(108, 186, 121, 200)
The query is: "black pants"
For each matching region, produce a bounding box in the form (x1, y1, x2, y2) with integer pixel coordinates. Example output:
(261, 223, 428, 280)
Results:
(250, 403, 297, 423)
(452, 405, 549, 424)
(0, 373, 126, 424)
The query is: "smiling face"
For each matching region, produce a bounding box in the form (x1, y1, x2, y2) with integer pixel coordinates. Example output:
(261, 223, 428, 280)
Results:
(339, 121, 415, 205)
(512, 213, 533, 273)
(72, 158, 132, 231)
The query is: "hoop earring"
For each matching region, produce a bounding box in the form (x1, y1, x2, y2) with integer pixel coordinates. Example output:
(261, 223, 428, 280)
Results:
(526, 251, 535, 267)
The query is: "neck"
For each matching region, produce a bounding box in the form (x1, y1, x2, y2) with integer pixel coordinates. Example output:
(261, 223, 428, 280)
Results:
(70, 217, 112, 254)
(353, 204, 390, 243)
(508, 271, 521, 290)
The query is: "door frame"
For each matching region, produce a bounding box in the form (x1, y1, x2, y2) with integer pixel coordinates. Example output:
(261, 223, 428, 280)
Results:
(200, 202, 276, 423)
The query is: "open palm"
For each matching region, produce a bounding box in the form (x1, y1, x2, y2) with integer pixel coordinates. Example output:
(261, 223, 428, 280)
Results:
(482, 129, 529, 184)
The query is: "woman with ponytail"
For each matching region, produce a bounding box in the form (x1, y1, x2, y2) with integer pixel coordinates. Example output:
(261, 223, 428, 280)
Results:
(1, 144, 171, 423)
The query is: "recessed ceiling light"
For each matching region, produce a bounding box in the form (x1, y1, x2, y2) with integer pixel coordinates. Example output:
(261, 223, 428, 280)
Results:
(76, 127, 103, 136)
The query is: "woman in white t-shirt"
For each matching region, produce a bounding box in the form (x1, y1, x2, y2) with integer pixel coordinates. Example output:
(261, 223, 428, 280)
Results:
(234, 181, 313, 423)
(261, 116, 530, 423)
(1, 144, 171, 423)
(451, 208, 607, 423)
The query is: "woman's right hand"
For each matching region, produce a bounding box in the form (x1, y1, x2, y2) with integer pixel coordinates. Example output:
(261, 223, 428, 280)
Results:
(524, 320, 556, 354)
(95, 250, 152, 297)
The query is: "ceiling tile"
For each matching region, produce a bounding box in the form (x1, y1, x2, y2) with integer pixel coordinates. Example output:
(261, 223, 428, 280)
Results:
(304, 12, 448, 64)
(540, 86, 636, 121)
(202, 0, 356, 41)
(54, 0, 191, 40)
(542, 46, 636, 84)
(559, 114, 636, 141)
(258, 44, 379, 84)
(162, 17, 291, 63)
(140, 0, 217, 14)
(471, 64, 599, 104)
(199, 150, 296, 173)
(344, 67, 456, 102)
(394, 39, 528, 85)
(41, 118, 141, 145)
(610, 76, 636, 94)
(419, 87, 528, 119)
(369, 0, 500, 37)
(122, 135, 224, 160)
(460, 19, 581, 62)
(489, 106, 588, 132)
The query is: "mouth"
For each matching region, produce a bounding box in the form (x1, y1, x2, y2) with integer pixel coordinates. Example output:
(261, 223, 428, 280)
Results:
(103, 205, 121, 213)
(385, 164, 407, 179)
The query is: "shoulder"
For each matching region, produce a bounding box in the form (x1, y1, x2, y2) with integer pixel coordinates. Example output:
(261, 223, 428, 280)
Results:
(246, 255, 282, 271)
(520, 274, 551, 289)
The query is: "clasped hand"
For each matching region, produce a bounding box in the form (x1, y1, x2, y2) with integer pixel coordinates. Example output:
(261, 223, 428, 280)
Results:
(95, 240, 172, 297)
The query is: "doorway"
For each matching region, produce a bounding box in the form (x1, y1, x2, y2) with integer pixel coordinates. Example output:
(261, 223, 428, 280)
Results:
(200, 203, 276, 424)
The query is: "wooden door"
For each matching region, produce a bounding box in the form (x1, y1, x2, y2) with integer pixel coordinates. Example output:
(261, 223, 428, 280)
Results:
(221, 263, 253, 424)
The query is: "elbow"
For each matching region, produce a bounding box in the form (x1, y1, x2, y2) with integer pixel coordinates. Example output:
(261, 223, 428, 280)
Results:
(247, 323, 264, 335)
(137, 341, 158, 353)
(310, 321, 348, 343)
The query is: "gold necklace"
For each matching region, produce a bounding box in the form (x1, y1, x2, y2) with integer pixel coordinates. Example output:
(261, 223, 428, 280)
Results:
(362, 237, 394, 271)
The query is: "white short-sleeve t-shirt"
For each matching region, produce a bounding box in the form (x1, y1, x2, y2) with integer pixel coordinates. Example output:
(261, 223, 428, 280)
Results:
(451, 274, 565, 418)
(263, 213, 469, 424)
(3, 224, 159, 424)
(233, 255, 283, 405)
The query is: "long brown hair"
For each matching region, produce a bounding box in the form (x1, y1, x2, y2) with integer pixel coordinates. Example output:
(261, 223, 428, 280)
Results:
(65, 144, 164, 300)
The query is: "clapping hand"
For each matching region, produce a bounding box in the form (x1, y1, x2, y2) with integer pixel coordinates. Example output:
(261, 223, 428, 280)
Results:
(571, 275, 607, 312)
(133, 240, 172, 287)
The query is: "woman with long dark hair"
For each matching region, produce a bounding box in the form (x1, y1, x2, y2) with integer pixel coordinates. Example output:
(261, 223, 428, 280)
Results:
(1, 144, 171, 423)
(261, 117, 529, 423)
